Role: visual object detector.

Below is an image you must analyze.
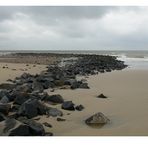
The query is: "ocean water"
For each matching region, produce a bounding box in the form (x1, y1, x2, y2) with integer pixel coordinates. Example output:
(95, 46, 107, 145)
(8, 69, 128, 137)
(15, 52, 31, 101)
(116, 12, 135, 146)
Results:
(0, 50, 148, 69)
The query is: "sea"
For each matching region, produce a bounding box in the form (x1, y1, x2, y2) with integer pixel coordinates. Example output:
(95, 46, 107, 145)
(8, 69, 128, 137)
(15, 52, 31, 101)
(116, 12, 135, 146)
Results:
(0, 50, 148, 69)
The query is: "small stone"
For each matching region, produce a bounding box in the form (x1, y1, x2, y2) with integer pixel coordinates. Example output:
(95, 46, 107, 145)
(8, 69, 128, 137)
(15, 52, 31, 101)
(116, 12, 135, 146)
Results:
(79, 83, 89, 89)
(62, 101, 75, 111)
(34, 117, 40, 121)
(75, 105, 84, 111)
(50, 89, 54, 92)
(97, 93, 107, 99)
(57, 118, 66, 121)
(43, 122, 52, 128)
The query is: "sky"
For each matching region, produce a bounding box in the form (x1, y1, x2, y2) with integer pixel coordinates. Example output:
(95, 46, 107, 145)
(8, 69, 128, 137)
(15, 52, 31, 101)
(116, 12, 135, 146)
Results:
(0, 6, 148, 50)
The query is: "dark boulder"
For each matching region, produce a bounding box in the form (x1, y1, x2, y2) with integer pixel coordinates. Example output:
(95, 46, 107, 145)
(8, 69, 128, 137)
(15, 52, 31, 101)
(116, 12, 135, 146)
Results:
(0, 103, 11, 115)
(45, 94, 64, 104)
(28, 120, 45, 136)
(9, 124, 31, 136)
(18, 99, 47, 118)
(17, 99, 38, 119)
(97, 93, 107, 99)
(14, 92, 30, 105)
(85, 112, 110, 127)
(9, 119, 45, 136)
(0, 95, 9, 104)
(32, 81, 44, 93)
(61, 101, 75, 111)
(0, 113, 6, 122)
(75, 105, 84, 111)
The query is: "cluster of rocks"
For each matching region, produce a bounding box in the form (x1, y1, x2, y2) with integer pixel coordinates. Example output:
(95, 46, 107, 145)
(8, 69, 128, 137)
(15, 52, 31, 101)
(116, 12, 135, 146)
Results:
(62, 54, 127, 75)
(0, 54, 127, 136)
(0, 90, 84, 136)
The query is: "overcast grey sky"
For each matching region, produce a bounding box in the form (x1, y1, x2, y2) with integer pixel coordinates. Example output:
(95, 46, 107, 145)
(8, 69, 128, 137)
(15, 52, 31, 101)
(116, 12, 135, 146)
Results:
(0, 6, 148, 50)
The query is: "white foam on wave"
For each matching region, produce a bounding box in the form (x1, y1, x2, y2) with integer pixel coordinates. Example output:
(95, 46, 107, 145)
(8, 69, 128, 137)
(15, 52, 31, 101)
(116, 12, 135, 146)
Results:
(117, 54, 148, 69)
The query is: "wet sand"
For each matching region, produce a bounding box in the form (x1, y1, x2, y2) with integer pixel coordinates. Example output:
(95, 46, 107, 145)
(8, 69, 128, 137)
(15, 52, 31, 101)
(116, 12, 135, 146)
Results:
(44, 69, 148, 136)
(0, 62, 148, 136)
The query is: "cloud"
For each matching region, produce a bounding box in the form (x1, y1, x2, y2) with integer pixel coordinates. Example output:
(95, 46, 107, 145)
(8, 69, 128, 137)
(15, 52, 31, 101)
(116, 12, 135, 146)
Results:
(0, 6, 148, 50)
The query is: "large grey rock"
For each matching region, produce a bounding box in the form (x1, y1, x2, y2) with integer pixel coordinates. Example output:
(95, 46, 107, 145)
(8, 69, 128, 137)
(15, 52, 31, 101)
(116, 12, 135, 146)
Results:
(47, 108, 63, 117)
(85, 112, 110, 127)
(18, 99, 38, 119)
(18, 99, 47, 118)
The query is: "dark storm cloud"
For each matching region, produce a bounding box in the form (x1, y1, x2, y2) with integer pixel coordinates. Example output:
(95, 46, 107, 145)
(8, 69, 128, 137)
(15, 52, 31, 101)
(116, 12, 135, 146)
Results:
(0, 6, 147, 50)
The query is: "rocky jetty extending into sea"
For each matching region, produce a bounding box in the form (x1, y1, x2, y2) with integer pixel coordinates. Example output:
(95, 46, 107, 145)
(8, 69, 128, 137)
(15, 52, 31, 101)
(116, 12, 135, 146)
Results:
(0, 53, 127, 136)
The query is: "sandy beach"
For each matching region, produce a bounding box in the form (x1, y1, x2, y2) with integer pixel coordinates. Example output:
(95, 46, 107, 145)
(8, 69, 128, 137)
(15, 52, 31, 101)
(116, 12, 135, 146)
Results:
(0, 63, 47, 83)
(0, 60, 148, 136)
(44, 69, 148, 136)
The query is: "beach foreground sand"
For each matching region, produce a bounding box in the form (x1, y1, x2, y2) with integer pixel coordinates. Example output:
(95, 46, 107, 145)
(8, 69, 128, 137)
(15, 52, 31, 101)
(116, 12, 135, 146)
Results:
(0, 62, 148, 136)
